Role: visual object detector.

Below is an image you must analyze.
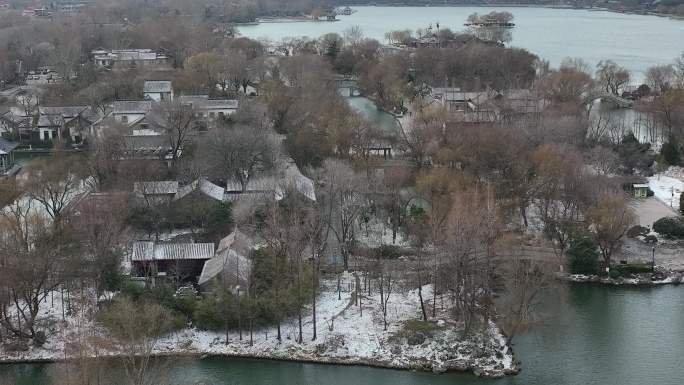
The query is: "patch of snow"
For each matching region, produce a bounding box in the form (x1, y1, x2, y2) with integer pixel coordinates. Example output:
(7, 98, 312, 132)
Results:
(648, 173, 683, 211)
(0, 274, 515, 378)
(356, 219, 411, 248)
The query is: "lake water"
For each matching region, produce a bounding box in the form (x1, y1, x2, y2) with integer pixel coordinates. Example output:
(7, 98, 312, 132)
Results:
(240, 6, 684, 80)
(347, 96, 400, 135)
(4, 284, 684, 385)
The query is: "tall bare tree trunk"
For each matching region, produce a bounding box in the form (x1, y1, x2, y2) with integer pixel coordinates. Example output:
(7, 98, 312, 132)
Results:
(311, 258, 317, 341)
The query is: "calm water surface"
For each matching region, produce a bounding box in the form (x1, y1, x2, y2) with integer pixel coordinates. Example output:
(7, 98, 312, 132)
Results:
(3, 285, 684, 385)
(240, 6, 684, 80)
(347, 96, 400, 135)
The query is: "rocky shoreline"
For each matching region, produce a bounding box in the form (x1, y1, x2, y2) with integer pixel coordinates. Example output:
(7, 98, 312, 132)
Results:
(0, 328, 517, 379)
(564, 271, 684, 286)
(0, 276, 518, 379)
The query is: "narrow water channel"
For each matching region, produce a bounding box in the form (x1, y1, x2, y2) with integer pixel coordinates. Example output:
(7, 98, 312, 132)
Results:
(3, 284, 684, 385)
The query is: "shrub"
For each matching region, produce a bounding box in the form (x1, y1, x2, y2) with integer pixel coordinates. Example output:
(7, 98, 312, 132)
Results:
(119, 282, 196, 321)
(33, 331, 47, 347)
(391, 320, 444, 345)
(626, 225, 649, 238)
(567, 235, 599, 275)
(609, 269, 621, 279)
(653, 217, 684, 238)
(644, 235, 658, 244)
(193, 295, 228, 331)
(99, 296, 185, 338)
(615, 263, 653, 275)
(660, 136, 681, 166)
(119, 280, 146, 301)
(374, 244, 401, 259)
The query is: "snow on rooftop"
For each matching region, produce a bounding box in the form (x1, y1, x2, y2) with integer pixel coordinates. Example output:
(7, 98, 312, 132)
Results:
(198, 248, 251, 287)
(133, 181, 179, 195)
(132, 241, 214, 261)
(144, 80, 173, 93)
(174, 178, 225, 202)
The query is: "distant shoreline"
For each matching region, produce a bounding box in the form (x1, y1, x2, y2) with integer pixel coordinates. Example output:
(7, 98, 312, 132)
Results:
(238, 5, 683, 28)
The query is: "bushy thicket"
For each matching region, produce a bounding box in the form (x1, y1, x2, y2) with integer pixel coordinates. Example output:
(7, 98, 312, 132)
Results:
(567, 235, 599, 275)
(128, 197, 233, 244)
(189, 248, 317, 331)
(653, 216, 684, 238)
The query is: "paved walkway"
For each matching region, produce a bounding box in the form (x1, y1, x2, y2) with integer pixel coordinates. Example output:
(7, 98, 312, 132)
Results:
(629, 197, 677, 228)
(622, 198, 684, 270)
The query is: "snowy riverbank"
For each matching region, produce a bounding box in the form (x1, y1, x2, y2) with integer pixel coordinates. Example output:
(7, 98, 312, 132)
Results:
(564, 272, 684, 286)
(0, 273, 517, 378)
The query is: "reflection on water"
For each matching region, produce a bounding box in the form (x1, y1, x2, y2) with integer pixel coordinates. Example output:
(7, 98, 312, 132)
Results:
(346, 96, 400, 136)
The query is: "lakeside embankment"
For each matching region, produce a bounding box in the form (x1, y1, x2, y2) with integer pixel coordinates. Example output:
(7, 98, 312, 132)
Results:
(565, 271, 684, 286)
(0, 274, 516, 379)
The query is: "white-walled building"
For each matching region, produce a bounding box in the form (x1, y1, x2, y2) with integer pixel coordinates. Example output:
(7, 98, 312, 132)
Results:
(178, 95, 238, 119)
(143, 80, 174, 102)
(92, 49, 171, 71)
(110, 100, 153, 125)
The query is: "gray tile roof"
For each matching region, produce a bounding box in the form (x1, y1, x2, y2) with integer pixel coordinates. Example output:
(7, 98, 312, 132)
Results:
(40, 106, 88, 118)
(132, 241, 214, 261)
(174, 178, 225, 202)
(144, 80, 173, 93)
(178, 95, 238, 110)
(178, 95, 209, 103)
(112, 100, 153, 114)
(37, 114, 63, 127)
(133, 181, 178, 195)
(198, 248, 251, 287)
(202, 99, 238, 109)
(0, 138, 19, 153)
(93, 49, 165, 61)
(123, 134, 169, 149)
(199, 229, 252, 287)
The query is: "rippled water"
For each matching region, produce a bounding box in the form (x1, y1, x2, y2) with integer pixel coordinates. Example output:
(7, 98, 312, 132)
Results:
(4, 285, 684, 385)
(240, 6, 684, 80)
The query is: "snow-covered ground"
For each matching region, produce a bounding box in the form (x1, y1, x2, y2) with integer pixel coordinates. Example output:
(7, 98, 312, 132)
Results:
(0, 274, 515, 378)
(355, 220, 411, 249)
(649, 168, 684, 212)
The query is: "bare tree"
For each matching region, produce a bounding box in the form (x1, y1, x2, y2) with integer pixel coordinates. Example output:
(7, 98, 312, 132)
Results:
(199, 125, 277, 192)
(444, 185, 502, 334)
(26, 153, 84, 224)
(496, 242, 554, 343)
(99, 297, 177, 385)
(645, 64, 676, 94)
(596, 60, 630, 96)
(378, 261, 393, 331)
(0, 201, 80, 340)
(69, 192, 129, 297)
(150, 101, 197, 171)
(320, 159, 365, 270)
(86, 123, 127, 191)
(587, 194, 636, 271)
(400, 105, 443, 168)
(588, 146, 619, 177)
